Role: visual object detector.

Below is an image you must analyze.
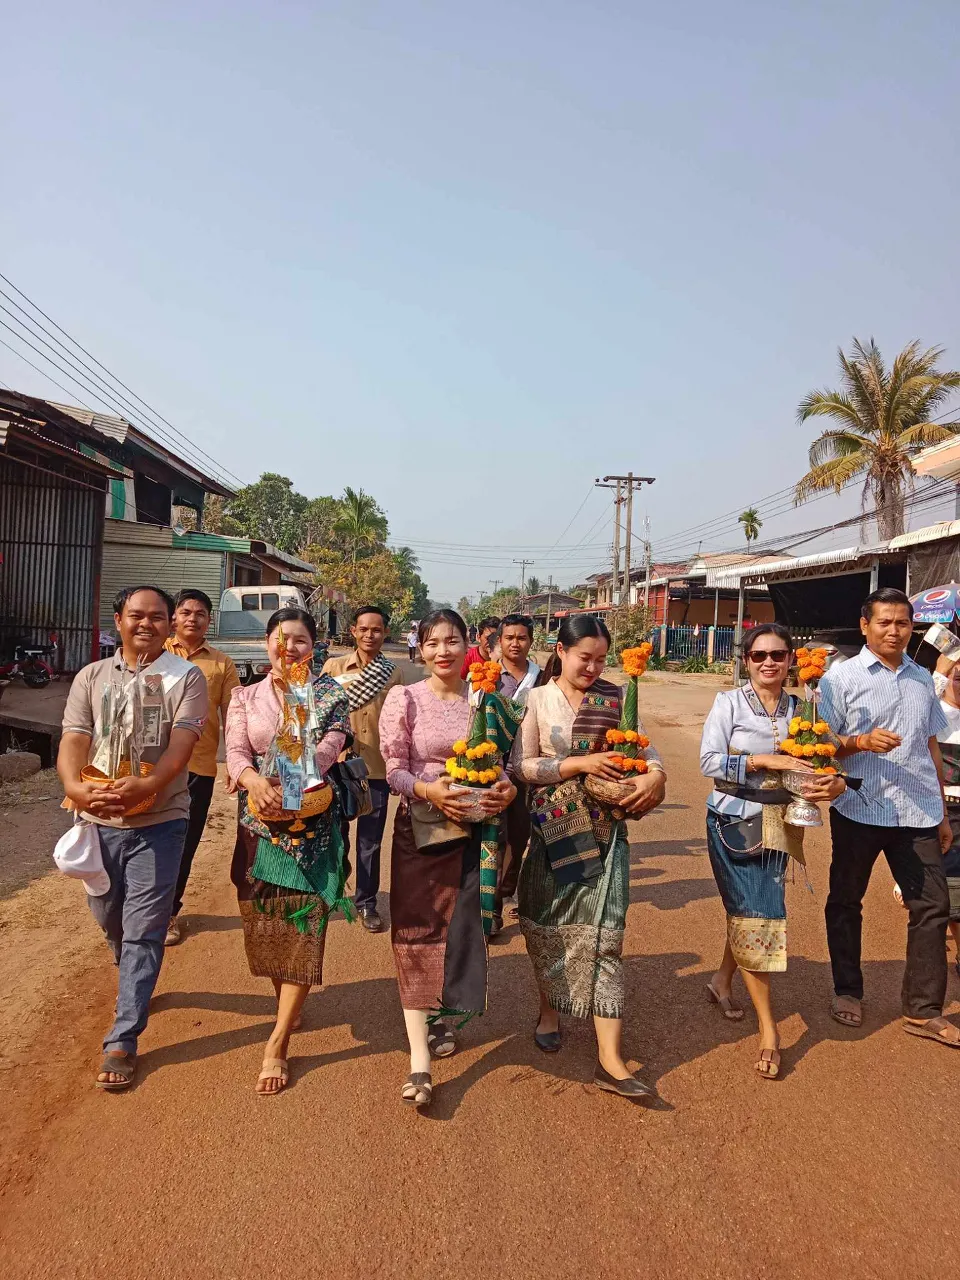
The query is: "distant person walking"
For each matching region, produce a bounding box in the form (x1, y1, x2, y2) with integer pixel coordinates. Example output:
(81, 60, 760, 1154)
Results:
(163, 588, 239, 945)
(700, 624, 845, 1078)
(57, 586, 208, 1091)
(460, 616, 501, 679)
(932, 654, 960, 972)
(406, 626, 419, 662)
(513, 615, 665, 1099)
(817, 588, 958, 1048)
(490, 613, 541, 936)
(323, 605, 402, 932)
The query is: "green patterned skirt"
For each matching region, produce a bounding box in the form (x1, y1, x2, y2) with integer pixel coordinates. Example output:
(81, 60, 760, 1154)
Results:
(517, 818, 629, 1019)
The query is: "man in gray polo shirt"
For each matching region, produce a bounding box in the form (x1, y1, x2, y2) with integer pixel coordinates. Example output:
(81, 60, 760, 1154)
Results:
(58, 585, 208, 1090)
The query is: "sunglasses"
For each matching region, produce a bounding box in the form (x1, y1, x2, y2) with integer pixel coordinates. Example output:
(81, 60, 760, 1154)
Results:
(746, 648, 790, 663)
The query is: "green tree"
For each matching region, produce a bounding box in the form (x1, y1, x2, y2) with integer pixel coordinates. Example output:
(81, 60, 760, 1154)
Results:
(225, 473, 307, 551)
(333, 486, 389, 565)
(738, 507, 762, 546)
(796, 338, 960, 539)
(525, 575, 542, 596)
(300, 495, 341, 552)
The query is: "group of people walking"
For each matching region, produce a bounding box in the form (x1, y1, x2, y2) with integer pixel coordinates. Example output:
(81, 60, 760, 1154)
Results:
(56, 582, 959, 1103)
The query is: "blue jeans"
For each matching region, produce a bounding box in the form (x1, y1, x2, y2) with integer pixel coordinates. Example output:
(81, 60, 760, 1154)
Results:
(87, 819, 187, 1054)
(341, 779, 391, 911)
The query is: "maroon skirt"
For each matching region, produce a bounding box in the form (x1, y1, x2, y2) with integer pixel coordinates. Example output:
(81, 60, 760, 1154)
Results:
(390, 806, 486, 1016)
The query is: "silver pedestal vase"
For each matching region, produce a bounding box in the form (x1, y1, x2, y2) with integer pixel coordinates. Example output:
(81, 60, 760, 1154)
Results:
(783, 770, 822, 828)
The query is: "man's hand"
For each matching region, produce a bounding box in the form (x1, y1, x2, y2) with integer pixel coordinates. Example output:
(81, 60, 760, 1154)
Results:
(65, 779, 126, 817)
(857, 729, 902, 754)
(939, 818, 953, 856)
(477, 776, 517, 815)
(623, 770, 666, 816)
(106, 775, 158, 811)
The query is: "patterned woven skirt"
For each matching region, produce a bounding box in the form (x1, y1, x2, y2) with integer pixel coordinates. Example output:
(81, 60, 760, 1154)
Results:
(231, 822, 328, 986)
(390, 806, 486, 1015)
(517, 819, 629, 1019)
(706, 812, 788, 973)
(946, 807, 960, 922)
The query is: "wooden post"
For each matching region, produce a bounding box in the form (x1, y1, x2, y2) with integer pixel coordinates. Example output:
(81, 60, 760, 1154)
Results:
(733, 580, 746, 685)
(707, 627, 715, 664)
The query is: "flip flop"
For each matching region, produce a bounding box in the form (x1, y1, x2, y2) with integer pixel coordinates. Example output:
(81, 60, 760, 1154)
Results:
(903, 1016, 960, 1048)
(706, 982, 744, 1021)
(256, 1057, 289, 1095)
(96, 1052, 136, 1091)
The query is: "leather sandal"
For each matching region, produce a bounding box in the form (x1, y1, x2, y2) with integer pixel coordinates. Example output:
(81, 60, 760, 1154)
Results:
(427, 1021, 457, 1058)
(96, 1052, 136, 1091)
(401, 1072, 433, 1108)
(903, 1016, 960, 1048)
(756, 1047, 781, 1079)
(256, 1058, 289, 1095)
(830, 995, 862, 1028)
(706, 982, 744, 1021)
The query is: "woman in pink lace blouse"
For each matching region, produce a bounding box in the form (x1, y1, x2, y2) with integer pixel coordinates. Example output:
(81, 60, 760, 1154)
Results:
(379, 609, 516, 1110)
(225, 608, 350, 1095)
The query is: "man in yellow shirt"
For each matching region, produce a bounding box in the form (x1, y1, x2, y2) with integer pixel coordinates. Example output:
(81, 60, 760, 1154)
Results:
(163, 589, 240, 944)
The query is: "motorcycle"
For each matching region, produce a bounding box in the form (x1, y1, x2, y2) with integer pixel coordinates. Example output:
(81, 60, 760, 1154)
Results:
(0, 637, 59, 688)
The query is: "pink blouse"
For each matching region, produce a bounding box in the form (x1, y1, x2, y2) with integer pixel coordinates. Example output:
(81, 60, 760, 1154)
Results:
(379, 682, 472, 798)
(225, 677, 346, 784)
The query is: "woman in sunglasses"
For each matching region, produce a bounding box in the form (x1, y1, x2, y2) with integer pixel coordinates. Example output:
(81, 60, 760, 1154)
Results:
(699, 623, 845, 1078)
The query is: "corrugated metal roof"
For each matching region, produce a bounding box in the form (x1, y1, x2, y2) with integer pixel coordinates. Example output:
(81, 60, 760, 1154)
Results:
(887, 521, 960, 549)
(711, 546, 862, 588)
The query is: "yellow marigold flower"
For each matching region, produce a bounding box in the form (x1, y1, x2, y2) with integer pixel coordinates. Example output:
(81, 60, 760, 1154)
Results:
(819, 742, 837, 757)
(623, 730, 639, 743)
(789, 717, 801, 735)
(799, 720, 812, 732)
(467, 770, 480, 783)
(446, 758, 458, 773)
(813, 721, 829, 735)
(452, 740, 468, 755)
(781, 738, 796, 753)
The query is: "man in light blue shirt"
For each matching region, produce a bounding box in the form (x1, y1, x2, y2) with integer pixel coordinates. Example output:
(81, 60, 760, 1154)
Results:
(817, 588, 957, 1049)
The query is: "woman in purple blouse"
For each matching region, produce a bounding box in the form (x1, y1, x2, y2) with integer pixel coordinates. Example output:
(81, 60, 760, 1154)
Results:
(379, 609, 515, 1109)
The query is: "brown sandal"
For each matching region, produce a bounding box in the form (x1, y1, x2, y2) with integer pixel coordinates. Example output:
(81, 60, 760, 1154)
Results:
(706, 982, 744, 1021)
(830, 995, 862, 1028)
(903, 1016, 960, 1048)
(256, 1057, 289, 1095)
(755, 1048, 781, 1079)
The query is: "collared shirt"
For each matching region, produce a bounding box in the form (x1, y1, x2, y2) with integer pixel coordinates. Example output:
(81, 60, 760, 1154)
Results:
(817, 646, 947, 829)
(498, 657, 541, 705)
(700, 685, 795, 818)
(164, 636, 241, 777)
(62, 650, 208, 827)
(322, 649, 402, 780)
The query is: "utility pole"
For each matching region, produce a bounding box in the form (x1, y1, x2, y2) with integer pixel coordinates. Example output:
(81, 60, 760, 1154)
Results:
(514, 558, 534, 607)
(595, 478, 624, 605)
(544, 577, 557, 636)
(489, 579, 502, 596)
(642, 517, 653, 610)
(601, 474, 656, 608)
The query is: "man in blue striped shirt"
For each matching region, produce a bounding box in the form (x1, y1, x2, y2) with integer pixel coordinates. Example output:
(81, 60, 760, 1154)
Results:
(817, 588, 958, 1049)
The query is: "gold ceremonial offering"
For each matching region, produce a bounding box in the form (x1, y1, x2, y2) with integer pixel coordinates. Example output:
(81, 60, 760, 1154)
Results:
(83, 659, 160, 816)
(81, 761, 157, 817)
(249, 631, 331, 837)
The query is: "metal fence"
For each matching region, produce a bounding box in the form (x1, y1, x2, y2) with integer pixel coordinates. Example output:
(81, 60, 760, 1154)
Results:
(649, 625, 735, 663)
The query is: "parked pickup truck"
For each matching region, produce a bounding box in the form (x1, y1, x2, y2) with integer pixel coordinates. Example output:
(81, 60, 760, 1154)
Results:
(211, 585, 311, 684)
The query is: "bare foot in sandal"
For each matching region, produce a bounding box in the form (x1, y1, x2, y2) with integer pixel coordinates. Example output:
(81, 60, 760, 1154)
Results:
(707, 979, 744, 1021)
(903, 1015, 960, 1048)
(831, 995, 862, 1027)
(96, 1050, 136, 1091)
(257, 1057, 289, 1095)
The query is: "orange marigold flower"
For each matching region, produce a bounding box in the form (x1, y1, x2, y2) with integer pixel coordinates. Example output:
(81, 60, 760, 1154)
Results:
(633, 758, 649, 774)
(636, 734, 650, 748)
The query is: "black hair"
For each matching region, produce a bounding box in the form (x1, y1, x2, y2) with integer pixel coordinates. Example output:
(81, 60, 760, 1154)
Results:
(175, 588, 213, 613)
(113, 585, 175, 619)
(478, 616, 501, 635)
(861, 587, 913, 622)
(353, 604, 390, 625)
(542, 614, 611, 682)
(741, 622, 794, 658)
(499, 613, 534, 639)
(418, 608, 468, 646)
(265, 606, 317, 643)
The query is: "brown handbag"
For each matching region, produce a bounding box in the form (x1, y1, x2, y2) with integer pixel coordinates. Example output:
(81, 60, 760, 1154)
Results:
(408, 799, 469, 854)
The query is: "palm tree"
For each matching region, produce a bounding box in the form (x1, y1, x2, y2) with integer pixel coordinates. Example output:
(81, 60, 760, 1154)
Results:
(738, 507, 762, 547)
(392, 545, 421, 579)
(795, 338, 960, 539)
(333, 487, 388, 566)
(525, 575, 542, 596)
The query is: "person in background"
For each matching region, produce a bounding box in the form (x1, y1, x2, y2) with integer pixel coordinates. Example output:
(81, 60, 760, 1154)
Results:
(406, 625, 419, 662)
(817, 588, 958, 1048)
(57, 585, 208, 1091)
(490, 614, 541, 936)
(700, 624, 845, 1079)
(468, 622, 478, 644)
(226, 607, 351, 1094)
(323, 605, 402, 933)
(929, 654, 960, 974)
(460, 616, 501, 679)
(163, 588, 240, 945)
(513, 615, 665, 1100)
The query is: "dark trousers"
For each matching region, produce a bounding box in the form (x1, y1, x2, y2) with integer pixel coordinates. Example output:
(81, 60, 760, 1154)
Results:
(171, 772, 216, 917)
(341, 779, 391, 911)
(826, 809, 949, 1020)
(494, 783, 531, 917)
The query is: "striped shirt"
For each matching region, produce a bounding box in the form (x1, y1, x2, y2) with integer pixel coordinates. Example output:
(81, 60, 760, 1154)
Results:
(817, 646, 947, 829)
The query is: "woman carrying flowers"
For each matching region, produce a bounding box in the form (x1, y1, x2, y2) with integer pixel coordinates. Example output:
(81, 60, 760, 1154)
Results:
(378, 610, 519, 1110)
(699, 624, 846, 1079)
(512, 616, 665, 1100)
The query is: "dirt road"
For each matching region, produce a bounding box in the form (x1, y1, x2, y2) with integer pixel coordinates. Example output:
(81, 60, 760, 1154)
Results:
(1, 671, 958, 1279)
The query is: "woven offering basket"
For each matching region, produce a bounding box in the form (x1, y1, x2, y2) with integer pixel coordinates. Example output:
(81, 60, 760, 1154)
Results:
(448, 783, 495, 824)
(247, 781, 333, 824)
(81, 761, 157, 816)
(583, 775, 635, 813)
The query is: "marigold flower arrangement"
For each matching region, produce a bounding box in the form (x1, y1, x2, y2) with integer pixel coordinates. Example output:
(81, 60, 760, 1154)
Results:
(795, 646, 828, 685)
(622, 642, 654, 678)
(444, 661, 508, 793)
(583, 641, 658, 809)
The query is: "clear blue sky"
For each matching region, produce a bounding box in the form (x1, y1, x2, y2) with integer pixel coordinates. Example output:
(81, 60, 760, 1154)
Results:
(3, 1, 959, 601)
